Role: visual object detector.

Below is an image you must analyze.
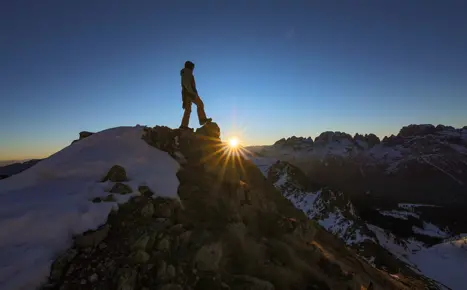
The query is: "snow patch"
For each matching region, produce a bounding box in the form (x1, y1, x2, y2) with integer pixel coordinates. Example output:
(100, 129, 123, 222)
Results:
(367, 224, 423, 266)
(379, 209, 420, 220)
(0, 126, 180, 290)
(412, 222, 450, 238)
(411, 236, 467, 290)
(398, 203, 439, 210)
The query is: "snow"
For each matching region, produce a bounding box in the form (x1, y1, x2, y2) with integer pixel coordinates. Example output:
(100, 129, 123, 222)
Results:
(248, 156, 278, 177)
(249, 140, 467, 289)
(367, 224, 423, 266)
(398, 203, 439, 210)
(0, 126, 180, 290)
(411, 236, 467, 290)
(421, 156, 464, 185)
(366, 145, 404, 160)
(450, 144, 467, 155)
(379, 209, 420, 220)
(412, 222, 450, 238)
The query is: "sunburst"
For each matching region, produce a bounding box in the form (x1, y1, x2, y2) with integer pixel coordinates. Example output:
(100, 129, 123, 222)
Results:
(228, 137, 239, 148)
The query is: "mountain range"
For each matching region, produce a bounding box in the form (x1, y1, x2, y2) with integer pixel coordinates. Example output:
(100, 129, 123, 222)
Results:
(247, 123, 467, 289)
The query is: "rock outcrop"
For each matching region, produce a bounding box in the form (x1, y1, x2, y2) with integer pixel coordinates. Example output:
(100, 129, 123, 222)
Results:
(71, 131, 95, 144)
(41, 122, 423, 290)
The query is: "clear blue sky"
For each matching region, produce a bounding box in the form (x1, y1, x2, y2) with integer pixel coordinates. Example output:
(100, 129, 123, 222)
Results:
(1, 0, 466, 160)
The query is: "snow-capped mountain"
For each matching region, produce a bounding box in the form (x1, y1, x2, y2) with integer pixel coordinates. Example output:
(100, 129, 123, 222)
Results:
(247, 124, 467, 289)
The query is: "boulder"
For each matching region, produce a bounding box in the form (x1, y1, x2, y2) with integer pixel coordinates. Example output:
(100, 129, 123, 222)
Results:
(71, 131, 94, 144)
(74, 224, 110, 248)
(194, 242, 223, 271)
(101, 165, 128, 182)
(110, 183, 132, 194)
(195, 122, 221, 139)
(142, 125, 178, 155)
(79, 131, 94, 140)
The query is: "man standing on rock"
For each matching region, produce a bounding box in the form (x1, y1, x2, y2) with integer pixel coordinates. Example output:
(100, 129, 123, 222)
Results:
(180, 61, 212, 129)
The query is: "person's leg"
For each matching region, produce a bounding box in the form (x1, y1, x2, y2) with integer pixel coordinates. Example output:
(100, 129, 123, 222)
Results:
(180, 98, 192, 128)
(192, 95, 208, 124)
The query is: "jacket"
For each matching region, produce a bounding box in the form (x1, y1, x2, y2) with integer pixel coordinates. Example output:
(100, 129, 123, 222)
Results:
(180, 68, 198, 99)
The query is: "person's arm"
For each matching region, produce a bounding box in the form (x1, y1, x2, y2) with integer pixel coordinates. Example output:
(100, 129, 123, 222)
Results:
(182, 70, 198, 98)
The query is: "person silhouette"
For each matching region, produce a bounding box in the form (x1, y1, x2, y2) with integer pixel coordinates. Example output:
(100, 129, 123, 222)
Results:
(179, 61, 212, 129)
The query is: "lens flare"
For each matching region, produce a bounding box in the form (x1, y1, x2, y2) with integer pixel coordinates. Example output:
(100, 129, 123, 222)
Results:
(229, 137, 239, 148)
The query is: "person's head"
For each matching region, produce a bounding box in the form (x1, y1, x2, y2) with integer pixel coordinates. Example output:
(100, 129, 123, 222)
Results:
(184, 61, 195, 71)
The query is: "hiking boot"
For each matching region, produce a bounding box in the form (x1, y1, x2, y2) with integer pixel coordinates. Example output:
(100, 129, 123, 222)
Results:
(200, 118, 212, 126)
(179, 125, 192, 130)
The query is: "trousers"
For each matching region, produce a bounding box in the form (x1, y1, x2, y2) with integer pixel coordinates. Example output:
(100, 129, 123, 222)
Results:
(181, 95, 207, 127)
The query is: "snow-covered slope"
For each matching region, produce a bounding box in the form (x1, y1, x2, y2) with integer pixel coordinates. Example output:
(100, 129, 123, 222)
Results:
(411, 235, 467, 290)
(250, 157, 466, 289)
(0, 126, 180, 290)
(0, 159, 41, 179)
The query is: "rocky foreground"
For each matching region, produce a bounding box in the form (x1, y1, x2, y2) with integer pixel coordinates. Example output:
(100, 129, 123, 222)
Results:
(40, 123, 428, 290)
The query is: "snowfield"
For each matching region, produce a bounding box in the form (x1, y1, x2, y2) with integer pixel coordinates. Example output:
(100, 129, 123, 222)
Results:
(0, 126, 180, 290)
(411, 236, 467, 290)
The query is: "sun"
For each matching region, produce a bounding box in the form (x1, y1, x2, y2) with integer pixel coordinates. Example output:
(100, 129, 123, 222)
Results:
(228, 137, 239, 148)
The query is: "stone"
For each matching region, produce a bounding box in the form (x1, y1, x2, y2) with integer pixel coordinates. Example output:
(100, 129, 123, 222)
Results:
(167, 264, 176, 278)
(138, 185, 154, 197)
(146, 232, 158, 250)
(195, 122, 221, 139)
(142, 125, 177, 154)
(75, 224, 110, 248)
(141, 203, 155, 218)
(103, 194, 116, 202)
(232, 275, 275, 290)
(132, 235, 150, 251)
(131, 250, 150, 263)
(110, 182, 133, 194)
(157, 237, 171, 251)
(194, 242, 223, 271)
(158, 284, 183, 290)
(156, 260, 167, 279)
(79, 131, 94, 140)
(101, 165, 128, 182)
(179, 230, 192, 247)
(169, 224, 185, 235)
(116, 267, 137, 290)
(50, 249, 78, 281)
(155, 204, 172, 218)
(88, 273, 99, 283)
(91, 197, 102, 203)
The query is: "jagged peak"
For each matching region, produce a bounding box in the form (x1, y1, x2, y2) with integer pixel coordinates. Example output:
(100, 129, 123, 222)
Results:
(273, 136, 313, 146)
(397, 123, 463, 138)
(314, 131, 353, 144)
(271, 123, 465, 150)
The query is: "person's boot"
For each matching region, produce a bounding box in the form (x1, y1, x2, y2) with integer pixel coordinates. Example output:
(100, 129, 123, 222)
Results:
(179, 125, 192, 131)
(200, 118, 212, 126)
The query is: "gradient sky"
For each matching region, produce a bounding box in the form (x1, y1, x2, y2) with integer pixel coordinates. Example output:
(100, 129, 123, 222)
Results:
(1, 0, 467, 160)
